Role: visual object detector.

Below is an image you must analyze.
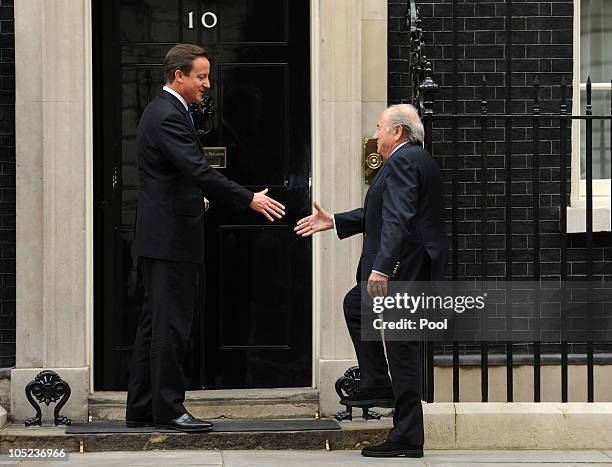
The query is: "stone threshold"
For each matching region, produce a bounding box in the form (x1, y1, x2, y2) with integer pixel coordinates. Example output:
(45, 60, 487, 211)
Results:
(4, 403, 612, 452)
(0, 419, 390, 452)
(89, 388, 320, 421)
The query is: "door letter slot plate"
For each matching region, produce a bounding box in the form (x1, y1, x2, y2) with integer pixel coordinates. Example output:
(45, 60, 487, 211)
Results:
(203, 147, 227, 168)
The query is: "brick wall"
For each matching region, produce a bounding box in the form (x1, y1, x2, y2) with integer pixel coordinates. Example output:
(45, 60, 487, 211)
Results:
(389, 0, 612, 355)
(389, 0, 612, 281)
(0, 0, 14, 368)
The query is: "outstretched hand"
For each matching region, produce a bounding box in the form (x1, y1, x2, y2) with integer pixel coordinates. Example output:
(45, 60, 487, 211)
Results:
(294, 201, 333, 237)
(250, 188, 286, 222)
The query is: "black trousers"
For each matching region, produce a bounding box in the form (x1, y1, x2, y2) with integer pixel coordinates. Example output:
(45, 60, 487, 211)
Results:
(343, 284, 424, 446)
(126, 257, 198, 424)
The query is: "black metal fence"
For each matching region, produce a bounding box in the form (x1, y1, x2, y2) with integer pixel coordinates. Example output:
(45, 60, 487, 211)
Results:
(419, 74, 612, 403)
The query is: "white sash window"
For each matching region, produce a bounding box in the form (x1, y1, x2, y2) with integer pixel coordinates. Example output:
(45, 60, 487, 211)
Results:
(569, 0, 612, 232)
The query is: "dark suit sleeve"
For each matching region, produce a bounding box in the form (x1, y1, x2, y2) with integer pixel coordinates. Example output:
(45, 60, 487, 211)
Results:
(156, 112, 253, 211)
(372, 156, 419, 276)
(334, 208, 364, 239)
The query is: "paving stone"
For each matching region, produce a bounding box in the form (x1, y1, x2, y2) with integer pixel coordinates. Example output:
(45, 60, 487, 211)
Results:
(424, 464, 601, 467)
(19, 450, 222, 466)
(422, 450, 612, 464)
(7, 450, 612, 467)
(222, 449, 425, 466)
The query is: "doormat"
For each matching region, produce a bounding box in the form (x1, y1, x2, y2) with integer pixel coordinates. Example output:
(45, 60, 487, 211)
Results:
(65, 418, 340, 434)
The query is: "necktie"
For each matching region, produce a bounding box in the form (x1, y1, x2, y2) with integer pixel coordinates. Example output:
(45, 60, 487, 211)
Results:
(188, 110, 195, 125)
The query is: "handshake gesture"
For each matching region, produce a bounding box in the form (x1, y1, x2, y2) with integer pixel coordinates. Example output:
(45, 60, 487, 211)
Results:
(294, 202, 388, 298)
(250, 193, 335, 239)
(249, 188, 286, 221)
(294, 202, 333, 237)
(248, 192, 334, 236)
(248, 194, 391, 292)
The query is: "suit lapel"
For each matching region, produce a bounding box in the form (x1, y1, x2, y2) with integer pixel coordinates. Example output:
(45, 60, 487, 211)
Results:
(363, 143, 414, 209)
(159, 91, 201, 142)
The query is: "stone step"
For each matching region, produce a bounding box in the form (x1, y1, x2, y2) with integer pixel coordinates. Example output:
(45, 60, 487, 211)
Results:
(89, 388, 320, 421)
(5, 403, 612, 451)
(0, 420, 390, 453)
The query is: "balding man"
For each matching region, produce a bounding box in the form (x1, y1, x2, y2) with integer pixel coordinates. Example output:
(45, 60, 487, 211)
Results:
(295, 104, 448, 458)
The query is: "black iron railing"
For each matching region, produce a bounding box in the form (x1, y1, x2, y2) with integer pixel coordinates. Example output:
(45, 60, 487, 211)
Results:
(417, 73, 612, 403)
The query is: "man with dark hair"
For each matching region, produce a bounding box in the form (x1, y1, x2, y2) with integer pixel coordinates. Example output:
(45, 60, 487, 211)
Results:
(295, 104, 448, 458)
(126, 43, 285, 432)
(161, 43, 210, 85)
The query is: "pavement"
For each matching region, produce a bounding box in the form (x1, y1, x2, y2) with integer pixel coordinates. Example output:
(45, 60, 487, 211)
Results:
(2, 449, 612, 466)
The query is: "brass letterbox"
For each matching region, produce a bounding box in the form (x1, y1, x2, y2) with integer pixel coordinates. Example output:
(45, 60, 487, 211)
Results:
(203, 147, 227, 168)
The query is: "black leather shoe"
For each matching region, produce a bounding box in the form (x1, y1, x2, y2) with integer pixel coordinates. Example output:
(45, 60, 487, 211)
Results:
(163, 413, 213, 432)
(361, 440, 423, 458)
(340, 386, 394, 407)
(125, 419, 154, 428)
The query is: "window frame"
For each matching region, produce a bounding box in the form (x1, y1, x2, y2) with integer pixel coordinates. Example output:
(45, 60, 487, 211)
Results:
(569, 0, 612, 232)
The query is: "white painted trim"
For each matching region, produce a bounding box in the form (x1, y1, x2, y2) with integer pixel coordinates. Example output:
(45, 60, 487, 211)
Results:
(579, 82, 612, 90)
(579, 179, 611, 196)
(84, 0, 95, 396)
(571, 0, 581, 207)
(567, 204, 612, 233)
(570, 0, 612, 212)
(310, 0, 320, 390)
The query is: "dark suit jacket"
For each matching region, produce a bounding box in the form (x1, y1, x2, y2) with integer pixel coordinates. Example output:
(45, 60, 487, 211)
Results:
(134, 91, 253, 263)
(335, 143, 449, 282)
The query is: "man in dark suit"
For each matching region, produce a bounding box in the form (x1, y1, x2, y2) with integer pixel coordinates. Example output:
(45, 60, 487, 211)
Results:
(295, 104, 448, 457)
(126, 44, 285, 432)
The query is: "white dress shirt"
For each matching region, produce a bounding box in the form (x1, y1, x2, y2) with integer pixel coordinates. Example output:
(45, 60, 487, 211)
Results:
(162, 85, 189, 112)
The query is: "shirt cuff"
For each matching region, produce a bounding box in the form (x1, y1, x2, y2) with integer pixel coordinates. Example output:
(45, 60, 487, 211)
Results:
(332, 214, 339, 237)
(371, 270, 389, 277)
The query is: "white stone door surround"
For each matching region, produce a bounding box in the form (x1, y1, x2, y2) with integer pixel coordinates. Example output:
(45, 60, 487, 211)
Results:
(11, 0, 387, 421)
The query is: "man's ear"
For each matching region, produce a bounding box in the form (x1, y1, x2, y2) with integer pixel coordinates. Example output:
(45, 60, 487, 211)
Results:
(395, 126, 402, 140)
(175, 69, 183, 83)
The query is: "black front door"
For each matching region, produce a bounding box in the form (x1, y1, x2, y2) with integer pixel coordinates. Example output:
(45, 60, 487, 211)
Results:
(93, 0, 311, 390)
